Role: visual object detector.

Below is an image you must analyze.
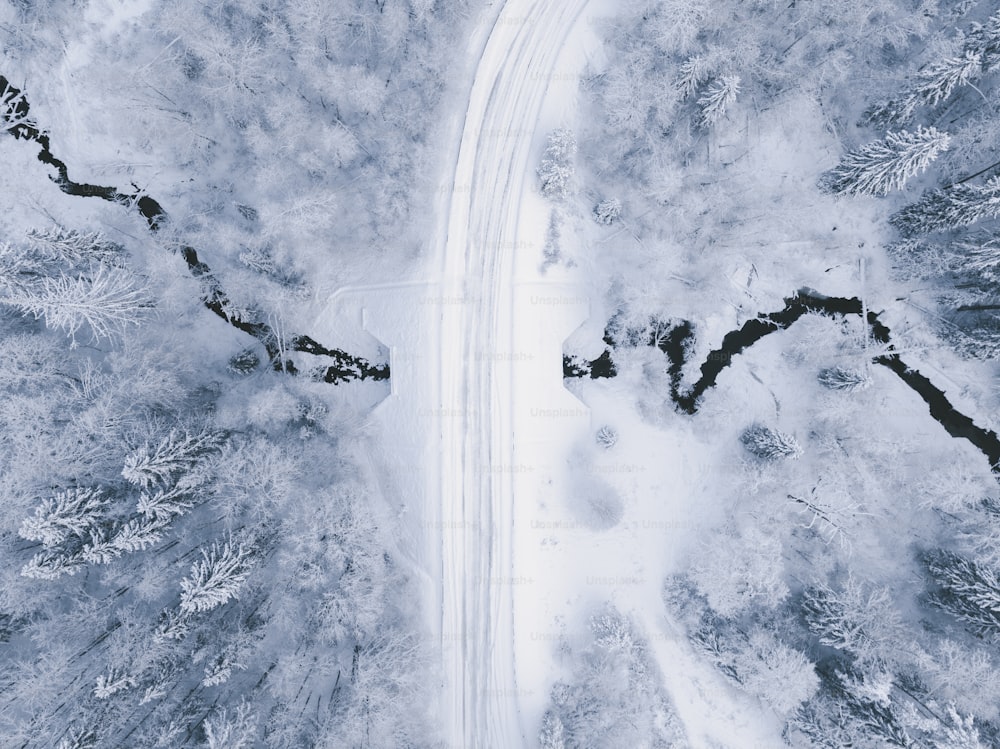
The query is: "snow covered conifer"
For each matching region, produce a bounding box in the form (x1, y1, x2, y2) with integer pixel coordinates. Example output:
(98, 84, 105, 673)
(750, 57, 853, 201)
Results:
(820, 127, 950, 197)
(123, 429, 223, 490)
(56, 729, 97, 749)
(538, 129, 577, 200)
(698, 75, 740, 126)
(592, 197, 622, 225)
(20, 550, 84, 579)
(677, 54, 711, 100)
(136, 487, 195, 520)
(914, 51, 984, 108)
(538, 710, 567, 749)
(966, 10, 1000, 70)
(740, 424, 803, 460)
(924, 549, 1000, 635)
(180, 539, 252, 615)
(818, 366, 873, 392)
(1, 266, 151, 342)
(19, 487, 107, 547)
(891, 177, 1000, 236)
(802, 577, 902, 665)
(26, 227, 124, 268)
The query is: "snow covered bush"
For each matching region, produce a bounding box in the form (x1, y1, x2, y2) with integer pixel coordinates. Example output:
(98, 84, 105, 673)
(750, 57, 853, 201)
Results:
(820, 127, 950, 197)
(595, 425, 618, 448)
(538, 129, 577, 200)
(740, 424, 803, 461)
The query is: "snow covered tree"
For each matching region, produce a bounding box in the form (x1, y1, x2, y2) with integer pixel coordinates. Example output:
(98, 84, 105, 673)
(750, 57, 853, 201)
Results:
(538, 710, 567, 749)
(688, 524, 788, 616)
(56, 728, 97, 749)
(730, 628, 820, 715)
(891, 176, 1000, 235)
(122, 429, 224, 490)
(537, 129, 577, 200)
(180, 539, 253, 615)
(802, 576, 904, 666)
(818, 366, 873, 392)
(109, 517, 169, 554)
(202, 700, 257, 749)
(20, 550, 84, 580)
(966, 10, 1000, 70)
(863, 51, 983, 127)
(677, 54, 711, 100)
(698, 75, 740, 127)
(1, 266, 152, 342)
(592, 198, 622, 226)
(924, 548, 1000, 636)
(820, 127, 950, 197)
(94, 667, 137, 699)
(740, 424, 803, 460)
(26, 227, 125, 268)
(19, 487, 108, 547)
(136, 487, 195, 520)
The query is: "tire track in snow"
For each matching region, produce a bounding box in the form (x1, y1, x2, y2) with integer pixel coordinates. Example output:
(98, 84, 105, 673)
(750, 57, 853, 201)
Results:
(436, 1, 588, 746)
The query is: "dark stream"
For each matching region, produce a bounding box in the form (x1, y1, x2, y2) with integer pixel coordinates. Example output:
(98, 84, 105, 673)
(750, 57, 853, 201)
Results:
(0, 76, 388, 384)
(566, 288, 1000, 472)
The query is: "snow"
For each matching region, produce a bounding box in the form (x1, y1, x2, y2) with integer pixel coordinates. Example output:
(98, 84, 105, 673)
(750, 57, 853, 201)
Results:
(357, 0, 792, 746)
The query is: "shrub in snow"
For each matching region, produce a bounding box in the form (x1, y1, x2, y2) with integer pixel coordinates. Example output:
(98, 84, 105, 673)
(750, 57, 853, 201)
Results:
(818, 366, 872, 392)
(592, 198, 622, 225)
(595, 425, 618, 448)
(740, 424, 803, 461)
(537, 129, 577, 200)
(228, 348, 260, 375)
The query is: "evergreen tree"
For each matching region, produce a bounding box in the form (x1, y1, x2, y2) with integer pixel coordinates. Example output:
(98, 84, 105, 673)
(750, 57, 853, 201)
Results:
(20, 550, 84, 580)
(595, 425, 618, 448)
(924, 549, 1000, 636)
(179, 539, 252, 615)
(818, 366, 873, 392)
(966, 10, 1000, 70)
(740, 424, 803, 460)
(537, 129, 577, 200)
(698, 75, 740, 127)
(821, 127, 950, 197)
(1, 266, 152, 342)
(891, 177, 1000, 235)
(19, 487, 107, 547)
(122, 429, 224, 490)
(592, 198, 622, 226)
(136, 486, 195, 520)
(538, 710, 567, 749)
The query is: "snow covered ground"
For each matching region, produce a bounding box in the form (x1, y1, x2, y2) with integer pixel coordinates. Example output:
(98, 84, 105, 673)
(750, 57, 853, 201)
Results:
(356, 0, 792, 746)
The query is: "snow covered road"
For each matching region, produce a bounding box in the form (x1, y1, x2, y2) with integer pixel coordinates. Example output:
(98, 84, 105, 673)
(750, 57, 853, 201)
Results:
(434, 2, 590, 746)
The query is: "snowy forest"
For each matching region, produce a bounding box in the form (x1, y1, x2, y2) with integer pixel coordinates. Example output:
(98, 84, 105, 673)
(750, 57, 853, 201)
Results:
(4, 0, 1000, 747)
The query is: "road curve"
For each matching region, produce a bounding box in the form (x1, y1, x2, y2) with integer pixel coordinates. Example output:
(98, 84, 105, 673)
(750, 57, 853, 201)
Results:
(435, 1, 590, 746)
